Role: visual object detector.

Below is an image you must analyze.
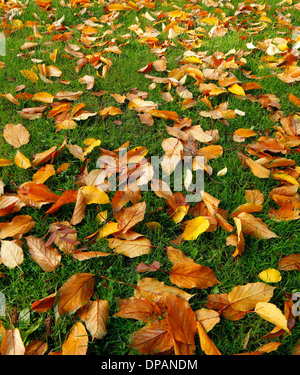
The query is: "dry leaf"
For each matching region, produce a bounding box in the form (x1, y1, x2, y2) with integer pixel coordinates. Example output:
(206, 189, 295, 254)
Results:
(3, 124, 30, 148)
(181, 216, 210, 241)
(255, 302, 290, 334)
(0, 240, 24, 269)
(1, 328, 25, 355)
(25, 236, 61, 273)
(56, 273, 95, 315)
(170, 261, 220, 289)
(77, 300, 109, 340)
(62, 322, 88, 355)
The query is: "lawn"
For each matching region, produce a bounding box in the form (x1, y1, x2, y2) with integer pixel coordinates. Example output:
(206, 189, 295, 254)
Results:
(0, 0, 299, 356)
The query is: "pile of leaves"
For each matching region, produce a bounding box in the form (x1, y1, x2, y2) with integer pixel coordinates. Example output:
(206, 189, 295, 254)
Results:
(0, 0, 299, 355)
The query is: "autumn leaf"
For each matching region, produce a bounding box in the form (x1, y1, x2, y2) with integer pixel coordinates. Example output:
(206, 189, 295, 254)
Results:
(3, 123, 30, 148)
(80, 186, 110, 205)
(0, 240, 24, 270)
(228, 282, 275, 312)
(14, 150, 31, 169)
(278, 254, 300, 271)
(31, 293, 56, 313)
(194, 308, 220, 332)
(115, 297, 162, 322)
(33, 92, 54, 103)
(237, 212, 278, 239)
(181, 216, 210, 241)
(197, 321, 221, 355)
(255, 302, 290, 334)
(228, 84, 246, 96)
(129, 318, 174, 354)
(134, 277, 194, 302)
(25, 236, 61, 273)
(20, 69, 39, 83)
(77, 300, 109, 340)
(0, 215, 35, 239)
(170, 261, 220, 289)
(46, 189, 78, 214)
(32, 164, 55, 184)
(1, 328, 25, 355)
(258, 268, 282, 283)
(116, 201, 146, 234)
(107, 237, 151, 258)
(25, 340, 48, 355)
(56, 273, 95, 316)
(62, 322, 88, 355)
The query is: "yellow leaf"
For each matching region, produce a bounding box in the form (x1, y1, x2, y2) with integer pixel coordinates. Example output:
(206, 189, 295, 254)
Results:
(201, 17, 219, 25)
(172, 205, 188, 224)
(258, 268, 282, 283)
(272, 173, 299, 186)
(255, 302, 290, 334)
(228, 84, 245, 96)
(182, 216, 210, 241)
(33, 92, 54, 103)
(20, 70, 39, 83)
(14, 151, 31, 169)
(80, 186, 110, 205)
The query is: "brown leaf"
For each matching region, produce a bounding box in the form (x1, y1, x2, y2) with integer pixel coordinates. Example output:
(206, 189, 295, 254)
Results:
(77, 300, 109, 340)
(115, 297, 162, 322)
(134, 277, 194, 302)
(237, 212, 278, 239)
(228, 282, 275, 312)
(166, 294, 197, 351)
(116, 201, 146, 234)
(1, 328, 25, 355)
(25, 340, 47, 355)
(56, 273, 95, 315)
(70, 188, 86, 225)
(194, 308, 220, 332)
(278, 254, 300, 271)
(25, 236, 61, 273)
(31, 293, 57, 313)
(129, 318, 173, 354)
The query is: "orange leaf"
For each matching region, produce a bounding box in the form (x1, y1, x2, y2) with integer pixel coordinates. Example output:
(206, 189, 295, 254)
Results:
(170, 261, 220, 289)
(197, 321, 222, 355)
(14, 151, 31, 169)
(0, 215, 35, 239)
(46, 190, 78, 214)
(56, 273, 95, 316)
(115, 297, 162, 322)
(116, 201, 146, 234)
(62, 322, 88, 355)
(77, 300, 109, 340)
(25, 236, 61, 273)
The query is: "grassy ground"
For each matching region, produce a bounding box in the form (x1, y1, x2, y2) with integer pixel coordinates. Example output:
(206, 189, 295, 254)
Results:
(0, 0, 299, 355)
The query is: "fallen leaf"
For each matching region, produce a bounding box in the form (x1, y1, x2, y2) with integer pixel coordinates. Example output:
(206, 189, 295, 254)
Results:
(258, 268, 282, 283)
(182, 216, 210, 241)
(3, 123, 30, 148)
(255, 302, 290, 334)
(56, 273, 95, 316)
(62, 322, 88, 355)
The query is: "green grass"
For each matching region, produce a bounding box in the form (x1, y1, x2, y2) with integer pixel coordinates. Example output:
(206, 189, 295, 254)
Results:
(0, 0, 299, 356)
